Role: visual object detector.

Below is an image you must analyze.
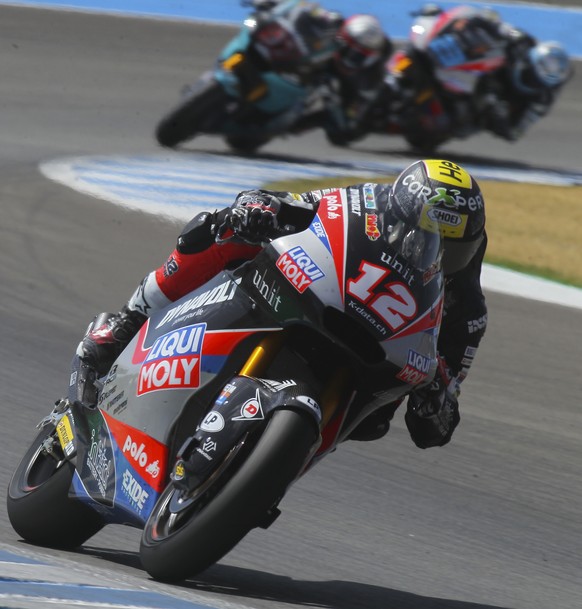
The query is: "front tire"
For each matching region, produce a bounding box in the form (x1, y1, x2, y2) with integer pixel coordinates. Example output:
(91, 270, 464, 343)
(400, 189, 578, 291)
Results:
(7, 426, 104, 548)
(155, 81, 229, 148)
(225, 133, 272, 155)
(140, 408, 317, 582)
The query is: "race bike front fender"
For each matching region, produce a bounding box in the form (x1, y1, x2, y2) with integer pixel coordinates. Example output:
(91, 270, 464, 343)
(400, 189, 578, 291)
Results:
(171, 375, 321, 491)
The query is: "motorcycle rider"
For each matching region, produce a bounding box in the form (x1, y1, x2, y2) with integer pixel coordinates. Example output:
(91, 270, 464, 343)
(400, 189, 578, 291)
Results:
(322, 13, 393, 146)
(77, 159, 487, 450)
(238, 1, 393, 144)
(379, 4, 572, 146)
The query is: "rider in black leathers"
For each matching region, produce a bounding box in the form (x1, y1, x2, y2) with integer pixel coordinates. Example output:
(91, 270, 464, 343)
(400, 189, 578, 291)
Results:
(240, 1, 393, 145)
(77, 159, 487, 449)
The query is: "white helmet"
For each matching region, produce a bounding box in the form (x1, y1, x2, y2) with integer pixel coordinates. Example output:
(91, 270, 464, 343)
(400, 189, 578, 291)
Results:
(514, 41, 571, 95)
(336, 14, 386, 71)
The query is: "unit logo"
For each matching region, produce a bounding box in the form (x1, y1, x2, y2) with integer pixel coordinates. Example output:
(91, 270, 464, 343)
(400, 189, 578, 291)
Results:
(276, 245, 325, 293)
(137, 323, 205, 396)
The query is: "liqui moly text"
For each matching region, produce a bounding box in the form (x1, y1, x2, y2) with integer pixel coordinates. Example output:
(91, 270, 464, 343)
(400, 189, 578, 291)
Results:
(137, 323, 205, 395)
(396, 349, 431, 386)
(276, 245, 325, 293)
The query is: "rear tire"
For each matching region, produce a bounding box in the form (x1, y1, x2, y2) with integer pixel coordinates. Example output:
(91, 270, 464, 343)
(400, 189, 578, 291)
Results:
(7, 426, 104, 549)
(155, 81, 228, 148)
(140, 408, 317, 582)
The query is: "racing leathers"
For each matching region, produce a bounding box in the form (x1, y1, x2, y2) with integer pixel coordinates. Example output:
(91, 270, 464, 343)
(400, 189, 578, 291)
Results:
(78, 187, 487, 449)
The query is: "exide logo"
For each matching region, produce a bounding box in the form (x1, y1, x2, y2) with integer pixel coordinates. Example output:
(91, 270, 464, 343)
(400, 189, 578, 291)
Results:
(137, 323, 205, 396)
(276, 245, 324, 293)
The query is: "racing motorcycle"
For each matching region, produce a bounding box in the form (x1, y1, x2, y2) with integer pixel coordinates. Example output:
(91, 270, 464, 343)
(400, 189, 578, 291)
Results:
(372, 5, 523, 151)
(155, 0, 337, 153)
(7, 185, 444, 582)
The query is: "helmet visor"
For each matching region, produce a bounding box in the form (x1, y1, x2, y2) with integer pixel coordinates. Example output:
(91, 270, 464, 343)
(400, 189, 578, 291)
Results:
(383, 204, 443, 272)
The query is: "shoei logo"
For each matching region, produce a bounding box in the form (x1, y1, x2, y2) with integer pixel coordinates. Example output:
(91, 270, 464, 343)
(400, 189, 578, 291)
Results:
(424, 160, 472, 189)
(137, 323, 205, 396)
(427, 208, 462, 226)
(276, 245, 325, 293)
(422, 206, 467, 238)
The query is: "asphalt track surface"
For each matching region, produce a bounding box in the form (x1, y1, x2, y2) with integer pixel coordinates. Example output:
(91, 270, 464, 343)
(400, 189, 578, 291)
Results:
(1, 5, 582, 609)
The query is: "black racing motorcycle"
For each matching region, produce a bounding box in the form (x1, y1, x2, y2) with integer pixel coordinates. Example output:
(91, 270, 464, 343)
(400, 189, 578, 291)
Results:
(7, 184, 444, 582)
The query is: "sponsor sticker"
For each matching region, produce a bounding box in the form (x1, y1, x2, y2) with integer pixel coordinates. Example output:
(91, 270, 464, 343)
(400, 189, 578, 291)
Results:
(323, 193, 342, 220)
(422, 206, 468, 238)
(137, 323, 205, 396)
(156, 279, 238, 328)
(276, 245, 325, 293)
(396, 349, 431, 385)
(56, 415, 75, 457)
(363, 184, 377, 209)
(199, 411, 225, 432)
(122, 468, 149, 512)
(365, 213, 381, 241)
(424, 160, 472, 188)
(296, 395, 322, 422)
(233, 390, 264, 421)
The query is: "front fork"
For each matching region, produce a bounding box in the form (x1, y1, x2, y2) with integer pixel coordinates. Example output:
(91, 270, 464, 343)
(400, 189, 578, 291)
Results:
(171, 330, 352, 489)
(239, 331, 352, 430)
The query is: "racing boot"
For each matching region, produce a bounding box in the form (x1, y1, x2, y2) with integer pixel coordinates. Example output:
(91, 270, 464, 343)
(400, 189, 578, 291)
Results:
(77, 305, 147, 378)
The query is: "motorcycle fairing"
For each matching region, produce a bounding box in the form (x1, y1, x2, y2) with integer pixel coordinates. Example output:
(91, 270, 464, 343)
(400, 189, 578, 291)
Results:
(172, 375, 321, 491)
(216, 21, 307, 115)
(67, 401, 116, 509)
(98, 272, 277, 446)
(262, 185, 441, 389)
(65, 400, 171, 525)
(409, 5, 507, 94)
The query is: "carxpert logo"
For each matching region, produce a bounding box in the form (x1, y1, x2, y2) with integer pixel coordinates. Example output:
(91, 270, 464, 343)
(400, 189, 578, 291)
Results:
(137, 323, 205, 396)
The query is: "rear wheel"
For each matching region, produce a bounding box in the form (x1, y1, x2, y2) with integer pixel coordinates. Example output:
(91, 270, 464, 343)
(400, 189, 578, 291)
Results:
(140, 408, 317, 582)
(7, 426, 104, 548)
(155, 81, 229, 148)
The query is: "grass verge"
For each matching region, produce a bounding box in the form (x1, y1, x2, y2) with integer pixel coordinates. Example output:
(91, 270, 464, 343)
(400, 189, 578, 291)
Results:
(266, 176, 582, 289)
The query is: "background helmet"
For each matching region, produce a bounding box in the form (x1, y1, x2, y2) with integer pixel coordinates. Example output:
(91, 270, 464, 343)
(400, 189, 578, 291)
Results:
(387, 160, 485, 276)
(335, 14, 386, 72)
(513, 41, 571, 95)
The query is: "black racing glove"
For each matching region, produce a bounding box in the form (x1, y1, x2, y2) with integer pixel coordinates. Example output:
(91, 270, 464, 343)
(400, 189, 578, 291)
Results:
(217, 190, 282, 245)
(405, 359, 460, 449)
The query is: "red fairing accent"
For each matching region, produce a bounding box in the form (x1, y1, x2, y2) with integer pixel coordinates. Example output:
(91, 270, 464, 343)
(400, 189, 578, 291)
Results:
(132, 322, 260, 366)
(450, 57, 506, 72)
(102, 410, 168, 492)
(388, 291, 444, 340)
(317, 190, 346, 302)
(132, 321, 151, 365)
(155, 242, 261, 302)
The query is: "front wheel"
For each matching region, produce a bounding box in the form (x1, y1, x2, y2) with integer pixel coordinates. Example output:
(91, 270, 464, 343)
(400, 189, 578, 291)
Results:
(155, 80, 229, 148)
(225, 133, 272, 155)
(7, 426, 104, 548)
(140, 408, 318, 582)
